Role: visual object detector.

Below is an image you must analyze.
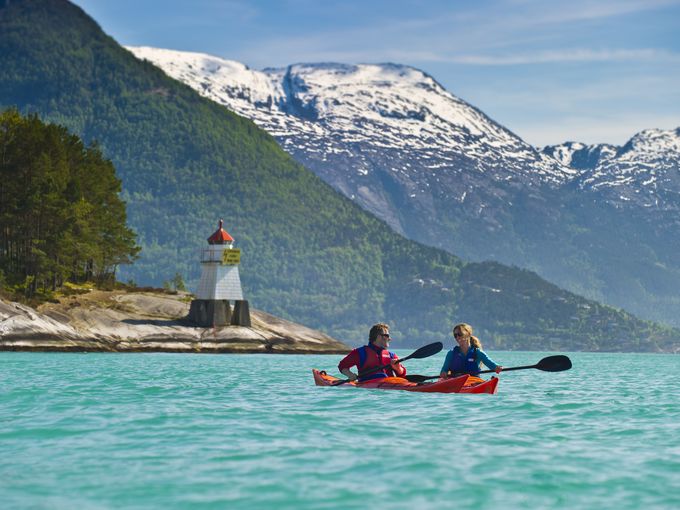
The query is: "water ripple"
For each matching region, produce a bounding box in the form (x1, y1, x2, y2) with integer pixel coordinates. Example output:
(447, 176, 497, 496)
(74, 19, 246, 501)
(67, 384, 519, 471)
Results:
(1, 351, 679, 509)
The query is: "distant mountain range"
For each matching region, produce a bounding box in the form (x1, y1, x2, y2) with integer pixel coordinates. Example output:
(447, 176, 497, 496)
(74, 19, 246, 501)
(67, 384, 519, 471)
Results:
(545, 131, 680, 208)
(1, 0, 679, 352)
(129, 46, 680, 328)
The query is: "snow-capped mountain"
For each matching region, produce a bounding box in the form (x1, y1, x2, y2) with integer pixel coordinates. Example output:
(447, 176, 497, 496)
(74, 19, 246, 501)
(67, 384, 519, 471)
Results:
(129, 46, 576, 235)
(541, 141, 617, 170)
(130, 47, 570, 179)
(129, 46, 680, 329)
(543, 128, 680, 210)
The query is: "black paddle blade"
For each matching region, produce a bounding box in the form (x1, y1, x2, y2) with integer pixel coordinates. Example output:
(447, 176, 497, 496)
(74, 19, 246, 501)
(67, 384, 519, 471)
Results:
(535, 355, 572, 372)
(405, 341, 443, 361)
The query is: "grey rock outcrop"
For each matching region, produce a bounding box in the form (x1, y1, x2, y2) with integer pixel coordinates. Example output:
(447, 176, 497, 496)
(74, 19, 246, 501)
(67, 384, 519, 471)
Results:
(0, 291, 349, 354)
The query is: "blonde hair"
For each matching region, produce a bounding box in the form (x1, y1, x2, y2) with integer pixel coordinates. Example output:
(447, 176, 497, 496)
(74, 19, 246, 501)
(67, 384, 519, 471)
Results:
(453, 323, 482, 349)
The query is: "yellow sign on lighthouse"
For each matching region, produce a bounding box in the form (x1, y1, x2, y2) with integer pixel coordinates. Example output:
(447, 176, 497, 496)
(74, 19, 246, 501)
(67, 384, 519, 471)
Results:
(222, 248, 241, 265)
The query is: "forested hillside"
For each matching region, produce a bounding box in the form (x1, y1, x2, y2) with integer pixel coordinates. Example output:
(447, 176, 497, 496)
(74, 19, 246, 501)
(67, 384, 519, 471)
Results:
(1, 0, 677, 351)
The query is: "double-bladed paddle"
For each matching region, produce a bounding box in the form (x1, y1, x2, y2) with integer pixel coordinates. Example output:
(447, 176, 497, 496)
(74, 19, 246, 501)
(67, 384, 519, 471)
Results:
(331, 341, 443, 386)
(404, 354, 572, 383)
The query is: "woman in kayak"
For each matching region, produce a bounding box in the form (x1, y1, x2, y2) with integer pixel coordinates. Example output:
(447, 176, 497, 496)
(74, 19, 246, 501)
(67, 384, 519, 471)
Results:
(338, 322, 406, 382)
(440, 323, 503, 378)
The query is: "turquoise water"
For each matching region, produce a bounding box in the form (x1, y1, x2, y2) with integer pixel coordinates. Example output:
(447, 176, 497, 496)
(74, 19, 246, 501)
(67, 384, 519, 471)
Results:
(1, 351, 679, 509)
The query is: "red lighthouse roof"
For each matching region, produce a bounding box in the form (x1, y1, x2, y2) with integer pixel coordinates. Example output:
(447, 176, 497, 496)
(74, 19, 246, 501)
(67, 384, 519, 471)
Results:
(207, 219, 234, 244)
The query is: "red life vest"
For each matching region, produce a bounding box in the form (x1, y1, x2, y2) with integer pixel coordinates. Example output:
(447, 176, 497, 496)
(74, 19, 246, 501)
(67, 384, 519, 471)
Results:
(357, 344, 397, 382)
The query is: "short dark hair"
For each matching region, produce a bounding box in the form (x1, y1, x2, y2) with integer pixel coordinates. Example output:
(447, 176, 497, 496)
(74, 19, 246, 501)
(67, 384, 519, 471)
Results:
(368, 323, 389, 344)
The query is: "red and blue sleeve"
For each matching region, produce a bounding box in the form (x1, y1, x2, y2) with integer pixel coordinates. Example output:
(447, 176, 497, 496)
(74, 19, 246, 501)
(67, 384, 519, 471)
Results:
(392, 355, 407, 376)
(338, 348, 360, 371)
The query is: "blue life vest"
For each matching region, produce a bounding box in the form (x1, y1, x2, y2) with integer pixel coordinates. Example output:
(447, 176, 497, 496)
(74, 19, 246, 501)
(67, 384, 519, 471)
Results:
(357, 344, 396, 382)
(447, 346, 480, 375)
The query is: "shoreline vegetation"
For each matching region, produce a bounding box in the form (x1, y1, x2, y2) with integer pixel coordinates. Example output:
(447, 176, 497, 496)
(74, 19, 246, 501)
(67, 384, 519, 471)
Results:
(0, 109, 140, 299)
(0, 288, 350, 354)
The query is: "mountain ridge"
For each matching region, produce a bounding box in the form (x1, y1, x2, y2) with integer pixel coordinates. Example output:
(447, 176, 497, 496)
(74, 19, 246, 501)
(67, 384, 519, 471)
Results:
(130, 45, 680, 328)
(1, 0, 679, 352)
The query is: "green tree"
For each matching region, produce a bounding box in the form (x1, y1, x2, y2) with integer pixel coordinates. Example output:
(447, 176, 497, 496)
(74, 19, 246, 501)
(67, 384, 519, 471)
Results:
(0, 108, 140, 296)
(172, 272, 186, 292)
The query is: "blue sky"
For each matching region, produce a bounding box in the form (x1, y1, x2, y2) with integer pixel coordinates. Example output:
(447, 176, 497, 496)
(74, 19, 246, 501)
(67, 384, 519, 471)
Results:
(71, 0, 680, 147)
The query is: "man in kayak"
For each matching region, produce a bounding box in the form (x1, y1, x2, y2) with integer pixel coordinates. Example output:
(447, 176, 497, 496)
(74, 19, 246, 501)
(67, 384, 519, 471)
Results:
(338, 323, 406, 382)
(440, 323, 503, 378)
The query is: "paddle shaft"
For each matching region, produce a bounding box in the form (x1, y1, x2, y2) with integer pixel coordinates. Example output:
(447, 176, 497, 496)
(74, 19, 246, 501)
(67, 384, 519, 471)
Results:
(405, 355, 572, 382)
(406, 363, 518, 382)
(478, 363, 535, 374)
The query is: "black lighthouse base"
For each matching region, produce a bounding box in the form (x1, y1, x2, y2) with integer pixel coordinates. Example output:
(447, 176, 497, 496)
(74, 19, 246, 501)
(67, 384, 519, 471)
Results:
(188, 299, 251, 327)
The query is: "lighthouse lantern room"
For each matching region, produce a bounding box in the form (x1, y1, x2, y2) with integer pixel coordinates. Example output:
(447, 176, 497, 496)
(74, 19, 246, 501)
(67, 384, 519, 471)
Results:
(188, 220, 251, 327)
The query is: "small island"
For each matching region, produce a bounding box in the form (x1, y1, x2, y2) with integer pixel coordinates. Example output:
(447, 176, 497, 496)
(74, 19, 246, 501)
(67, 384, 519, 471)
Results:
(0, 113, 348, 355)
(0, 289, 350, 354)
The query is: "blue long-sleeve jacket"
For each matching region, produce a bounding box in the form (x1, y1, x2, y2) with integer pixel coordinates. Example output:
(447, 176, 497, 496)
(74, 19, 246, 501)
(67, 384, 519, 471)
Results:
(440, 346, 500, 375)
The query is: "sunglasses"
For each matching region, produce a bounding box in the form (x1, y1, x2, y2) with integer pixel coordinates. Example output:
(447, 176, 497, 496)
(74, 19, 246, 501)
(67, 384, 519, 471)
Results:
(453, 332, 463, 338)
(380, 333, 390, 338)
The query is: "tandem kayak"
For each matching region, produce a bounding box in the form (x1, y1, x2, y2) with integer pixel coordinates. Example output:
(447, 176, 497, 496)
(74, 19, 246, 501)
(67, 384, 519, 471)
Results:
(312, 369, 498, 394)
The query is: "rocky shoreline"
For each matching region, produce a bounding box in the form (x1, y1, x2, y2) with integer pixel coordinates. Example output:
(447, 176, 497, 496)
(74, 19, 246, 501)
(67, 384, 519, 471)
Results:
(0, 290, 350, 354)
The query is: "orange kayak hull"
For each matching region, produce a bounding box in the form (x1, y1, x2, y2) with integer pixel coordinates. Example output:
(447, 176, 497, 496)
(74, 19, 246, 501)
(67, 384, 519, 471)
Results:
(459, 375, 499, 394)
(312, 369, 469, 394)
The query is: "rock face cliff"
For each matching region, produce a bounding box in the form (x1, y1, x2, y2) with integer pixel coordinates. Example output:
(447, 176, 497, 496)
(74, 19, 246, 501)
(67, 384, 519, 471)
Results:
(0, 290, 349, 354)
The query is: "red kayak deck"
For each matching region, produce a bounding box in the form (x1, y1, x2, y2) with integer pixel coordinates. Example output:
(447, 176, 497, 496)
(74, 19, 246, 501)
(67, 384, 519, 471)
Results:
(313, 369, 469, 393)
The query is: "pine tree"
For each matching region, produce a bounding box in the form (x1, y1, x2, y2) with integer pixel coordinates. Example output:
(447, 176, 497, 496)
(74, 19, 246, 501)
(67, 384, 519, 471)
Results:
(0, 108, 140, 296)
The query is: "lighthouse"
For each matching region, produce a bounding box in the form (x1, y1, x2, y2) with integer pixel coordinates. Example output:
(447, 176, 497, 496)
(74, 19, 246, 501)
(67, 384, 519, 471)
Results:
(188, 220, 251, 327)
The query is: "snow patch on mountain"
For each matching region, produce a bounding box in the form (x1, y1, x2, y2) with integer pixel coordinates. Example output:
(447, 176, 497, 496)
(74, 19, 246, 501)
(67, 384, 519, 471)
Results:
(544, 129, 680, 209)
(129, 46, 576, 187)
(131, 46, 679, 216)
(541, 141, 617, 170)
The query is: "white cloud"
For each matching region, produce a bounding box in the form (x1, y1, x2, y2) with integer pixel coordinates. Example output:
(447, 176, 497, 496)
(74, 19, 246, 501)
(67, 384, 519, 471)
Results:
(529, 0, 680, 23)
(443, 48, 680, 66)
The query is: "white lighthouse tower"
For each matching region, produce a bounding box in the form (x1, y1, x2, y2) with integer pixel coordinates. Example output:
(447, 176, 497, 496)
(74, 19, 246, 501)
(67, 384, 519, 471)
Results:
(188, 220, 251, 327)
